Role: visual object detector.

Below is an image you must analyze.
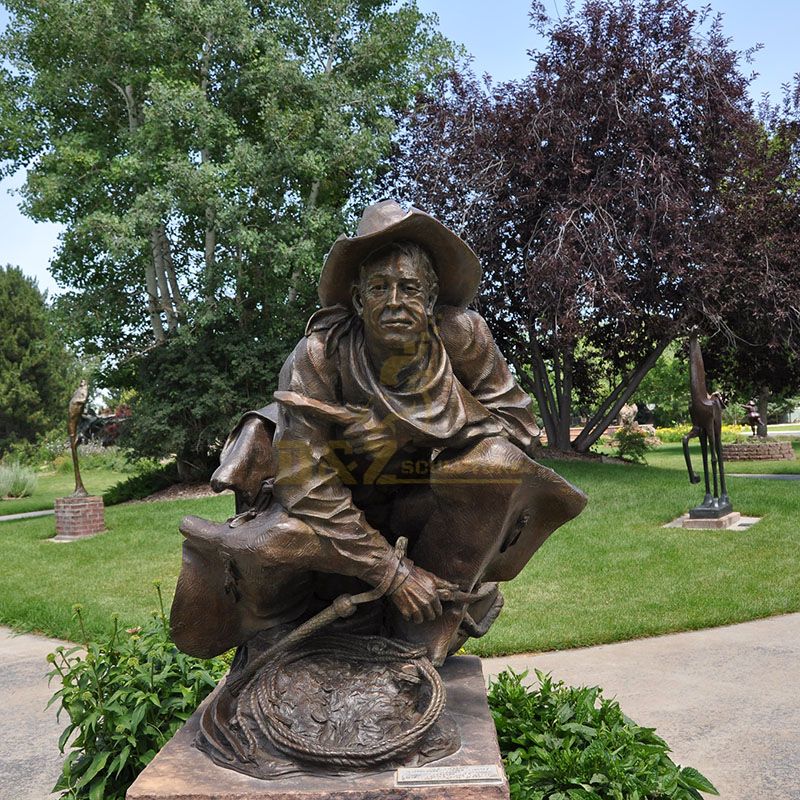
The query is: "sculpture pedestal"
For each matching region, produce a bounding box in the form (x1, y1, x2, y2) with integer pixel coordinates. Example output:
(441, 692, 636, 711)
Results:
(53, 495, 106, 540)
(682, 512, 741, 530)
(126, 655, 508, 800)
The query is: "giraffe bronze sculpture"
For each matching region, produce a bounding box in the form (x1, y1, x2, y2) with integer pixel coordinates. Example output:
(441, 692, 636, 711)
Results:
(682, 333, 732, 518)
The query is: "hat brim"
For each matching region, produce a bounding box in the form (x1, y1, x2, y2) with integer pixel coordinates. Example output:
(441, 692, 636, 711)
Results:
(318, 210, 481, 309)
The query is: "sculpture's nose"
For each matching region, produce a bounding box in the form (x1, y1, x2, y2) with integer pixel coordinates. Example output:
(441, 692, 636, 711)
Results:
(210, 466, 231, 493)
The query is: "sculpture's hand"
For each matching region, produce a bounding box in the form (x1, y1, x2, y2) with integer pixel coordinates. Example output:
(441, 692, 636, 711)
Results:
(389, 563, 458, 624)
(342, 407, 397, 457)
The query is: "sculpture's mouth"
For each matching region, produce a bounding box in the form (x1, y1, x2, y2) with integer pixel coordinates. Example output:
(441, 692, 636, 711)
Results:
(381, 317, 414, 329)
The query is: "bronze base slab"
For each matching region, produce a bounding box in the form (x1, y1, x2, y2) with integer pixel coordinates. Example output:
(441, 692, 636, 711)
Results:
(126, 655, 508, 800)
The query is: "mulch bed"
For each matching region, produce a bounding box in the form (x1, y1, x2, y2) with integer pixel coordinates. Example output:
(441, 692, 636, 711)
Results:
(141, 483, 233, 503)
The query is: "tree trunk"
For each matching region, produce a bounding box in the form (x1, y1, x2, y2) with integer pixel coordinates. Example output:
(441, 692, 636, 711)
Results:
(144, 260, 165, 344)
(572, 337, 671, 452)
(109, 78, 169, 343)
(160, 226, 184, 317)
(150, 228, 178, 332)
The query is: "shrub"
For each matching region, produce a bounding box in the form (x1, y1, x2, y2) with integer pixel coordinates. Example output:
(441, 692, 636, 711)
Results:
(47, 587, 227, 800)
(1, 428, 69, 467)
(102, 461, 179, 506)
(0, 461, 38, 497)
(609, 426, 653, 464)
(489, 670, 718, 800)
(53, 444, 134, 475)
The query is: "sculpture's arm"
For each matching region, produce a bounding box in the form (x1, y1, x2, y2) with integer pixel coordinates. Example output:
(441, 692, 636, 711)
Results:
(438, 306, 540, 453)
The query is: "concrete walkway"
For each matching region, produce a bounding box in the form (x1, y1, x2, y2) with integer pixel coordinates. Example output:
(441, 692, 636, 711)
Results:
(728, 473, 800, 480)
(2, 615, 798, 799)
(483, 613, 800, 799)
(0, 509, 55, 523)
(0, 629, 65, 800)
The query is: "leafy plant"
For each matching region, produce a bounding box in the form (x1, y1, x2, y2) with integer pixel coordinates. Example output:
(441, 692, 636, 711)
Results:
(54, 445, 134, 475)
(0, 461, 38, 497)
(47, 586, 227, 800)
(488, 670, 718, 800)
(609, 426, 654, 464)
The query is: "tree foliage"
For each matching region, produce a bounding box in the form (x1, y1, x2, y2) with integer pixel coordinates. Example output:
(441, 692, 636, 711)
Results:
(1, 0, 455, 472)
(387, 0, 762, 451)
(699, 81, 800, 422)
(0, 266, 77, 455)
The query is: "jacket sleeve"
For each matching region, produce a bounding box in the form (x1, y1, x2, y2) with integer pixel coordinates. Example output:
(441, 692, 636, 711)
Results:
(438, 306, 541, 453)
(270, 333, 401, 588)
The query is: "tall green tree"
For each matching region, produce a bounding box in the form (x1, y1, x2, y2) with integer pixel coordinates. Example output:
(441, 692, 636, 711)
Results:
(0, 266, 77, 454)
(1, 0, 454, 474)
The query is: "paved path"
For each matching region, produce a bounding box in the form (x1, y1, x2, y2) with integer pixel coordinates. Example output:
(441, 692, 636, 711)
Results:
(0, 509, 55, 523)
(728, 473, 800, 480)
(0, 629, 64, 800)
(3, 615, 799, 799)
(483, 613, 800, 800)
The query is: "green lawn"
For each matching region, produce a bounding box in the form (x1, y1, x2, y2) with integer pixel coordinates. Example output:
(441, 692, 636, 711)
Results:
(0, 494, 234, 642)
(0, 467, 123, 515)
(647, 438, 800, 474)
(1, 444, 797, 654)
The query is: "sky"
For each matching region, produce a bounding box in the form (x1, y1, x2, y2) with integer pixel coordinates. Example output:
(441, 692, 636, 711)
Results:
(1, 0, 799, 298)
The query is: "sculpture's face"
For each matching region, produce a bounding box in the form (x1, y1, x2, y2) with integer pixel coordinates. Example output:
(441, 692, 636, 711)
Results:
(353, 253, 437, 351)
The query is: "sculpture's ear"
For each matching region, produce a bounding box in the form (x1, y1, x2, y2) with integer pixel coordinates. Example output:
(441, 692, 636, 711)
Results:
(352, 282, 364, 317)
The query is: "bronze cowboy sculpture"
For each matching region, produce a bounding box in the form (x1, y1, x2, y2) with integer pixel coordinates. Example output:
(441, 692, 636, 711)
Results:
(171, 200, 587, 777)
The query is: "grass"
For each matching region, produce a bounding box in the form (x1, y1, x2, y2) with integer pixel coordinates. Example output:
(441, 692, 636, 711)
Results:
(0, 494, 233, 642)
(468, 442, 800, 655)
(0, 443, 797, 654)
(0, 467, 123, 515)
(646, 438, 800, 475)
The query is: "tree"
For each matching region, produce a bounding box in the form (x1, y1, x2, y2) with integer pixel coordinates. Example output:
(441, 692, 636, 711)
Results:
(698, 80, 800, 432)
(0, 266, 77, 454)
(1, 0, 455, 474)
(387, 0, 757, 452)
(631, 344, 689, 427)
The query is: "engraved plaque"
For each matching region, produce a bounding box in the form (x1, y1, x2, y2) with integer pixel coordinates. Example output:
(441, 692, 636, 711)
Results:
(396, 764, 505, 786)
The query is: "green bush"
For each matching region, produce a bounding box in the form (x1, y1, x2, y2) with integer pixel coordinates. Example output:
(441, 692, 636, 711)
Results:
(0, 461, 38, 497)
(102, 461, 179, 506)
(1, 428, 69, 467)
(489, 670, 718, 800)
(53, 444, 134, 475)
(47, 587, 227, 800)
(609, 427, 653, 464)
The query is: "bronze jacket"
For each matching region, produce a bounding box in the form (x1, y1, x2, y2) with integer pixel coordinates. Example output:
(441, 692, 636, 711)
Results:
(271, 304, 541, 590)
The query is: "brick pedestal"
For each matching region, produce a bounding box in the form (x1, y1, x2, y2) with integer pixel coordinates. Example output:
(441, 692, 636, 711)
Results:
(722, 441, 795, 461)
(53, 495, 106, 540)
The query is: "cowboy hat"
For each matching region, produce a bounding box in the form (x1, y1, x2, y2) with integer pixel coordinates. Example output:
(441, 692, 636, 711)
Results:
(317, 199, 482, 308)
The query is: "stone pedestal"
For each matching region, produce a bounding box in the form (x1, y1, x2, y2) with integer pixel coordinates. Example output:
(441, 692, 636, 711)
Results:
(682, 512, 741, 530)
(53, 495, 106, 540)
(127, 655, 508, 800)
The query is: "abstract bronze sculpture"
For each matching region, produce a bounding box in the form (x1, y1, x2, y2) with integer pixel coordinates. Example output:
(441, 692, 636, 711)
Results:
(682, 333, 731, 518)
(67, 379, 89, 497)
(171, 200, 587, 777)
